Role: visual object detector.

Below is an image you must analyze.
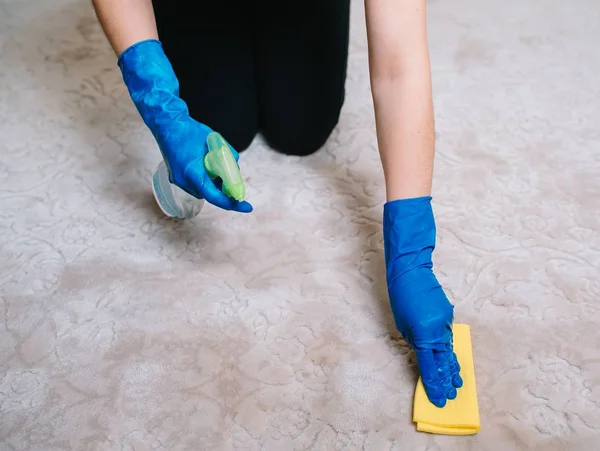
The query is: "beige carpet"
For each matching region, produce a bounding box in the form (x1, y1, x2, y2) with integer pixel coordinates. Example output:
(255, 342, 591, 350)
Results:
(1, 0, 599, 449)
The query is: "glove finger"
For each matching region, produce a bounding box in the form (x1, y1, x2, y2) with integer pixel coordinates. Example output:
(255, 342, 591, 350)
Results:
(204, 185, 253, 213)
(447, 387, 458, 400)
(185, 163, 234, 210)
(452, 356, 463, 388)
(447, 347, 463, 388)
(434, 346, 463, 390)
(186, 163, 253, 213)
(448, 348, 463, 388)
(453, 373, 464, 388)
(233, 200, 253, 213)
(433, 351, 458, 400)
(204, 184, 253, 213)
(415, 348, 447, 408)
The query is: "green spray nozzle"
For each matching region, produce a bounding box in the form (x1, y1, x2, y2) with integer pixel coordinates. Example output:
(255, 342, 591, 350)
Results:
(203, 132, 246, 201)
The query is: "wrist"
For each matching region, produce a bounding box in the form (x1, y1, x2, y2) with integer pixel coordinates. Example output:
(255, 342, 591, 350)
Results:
(117, 39, 162, 62)
(383, 196, 436, 278)
(383, 196, 435, 232)
(385, 177, 432, 202)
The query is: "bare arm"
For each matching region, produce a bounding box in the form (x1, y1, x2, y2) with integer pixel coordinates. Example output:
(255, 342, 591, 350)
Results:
(91, 0, 158, 55)
(364, 0, 434, 201)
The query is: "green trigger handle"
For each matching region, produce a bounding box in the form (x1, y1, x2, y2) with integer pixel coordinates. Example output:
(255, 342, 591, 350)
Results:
(203, 132, 246, 201)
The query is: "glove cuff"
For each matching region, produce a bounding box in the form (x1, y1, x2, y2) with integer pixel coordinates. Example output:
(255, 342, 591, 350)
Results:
(383, 196, 436, 279)
(117, 39, 163, 66)
(117, 39, 188, 132)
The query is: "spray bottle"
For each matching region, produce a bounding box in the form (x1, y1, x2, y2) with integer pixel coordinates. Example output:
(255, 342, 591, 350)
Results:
(151, 131, 246, 219)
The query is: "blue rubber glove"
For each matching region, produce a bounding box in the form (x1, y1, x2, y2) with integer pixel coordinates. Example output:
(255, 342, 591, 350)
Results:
(383, 196, 463, 407)
(117, 39, 252, 213)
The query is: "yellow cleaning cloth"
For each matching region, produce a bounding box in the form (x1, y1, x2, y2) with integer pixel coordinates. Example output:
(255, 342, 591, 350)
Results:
(413, 323, 480, 435)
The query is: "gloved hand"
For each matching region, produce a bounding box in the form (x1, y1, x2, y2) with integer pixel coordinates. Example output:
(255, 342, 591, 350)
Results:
(383, 196, 462, 407)
(117, 39, 252, 213)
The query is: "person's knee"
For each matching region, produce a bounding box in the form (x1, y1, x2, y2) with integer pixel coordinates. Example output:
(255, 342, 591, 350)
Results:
(189, 107, 257, 153)
(220, 125, 256, 153)
(263, 106, 342, 157)
(182, 85, 258, 153)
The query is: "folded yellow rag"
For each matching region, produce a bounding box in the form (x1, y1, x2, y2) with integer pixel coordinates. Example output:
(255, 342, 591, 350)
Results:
(413, 323, 480, 435)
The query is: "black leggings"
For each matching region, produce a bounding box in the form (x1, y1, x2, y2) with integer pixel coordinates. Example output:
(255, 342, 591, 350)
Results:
(151, 0, 351, 155)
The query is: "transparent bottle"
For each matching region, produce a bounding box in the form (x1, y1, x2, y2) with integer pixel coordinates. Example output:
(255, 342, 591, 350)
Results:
(152, 160, 205, 219)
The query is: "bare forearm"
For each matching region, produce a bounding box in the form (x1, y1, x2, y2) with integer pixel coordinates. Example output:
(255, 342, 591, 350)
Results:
(365, 0, 435, 201)
(91, 0, 158, 55)
(370, 72, 435, 200)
